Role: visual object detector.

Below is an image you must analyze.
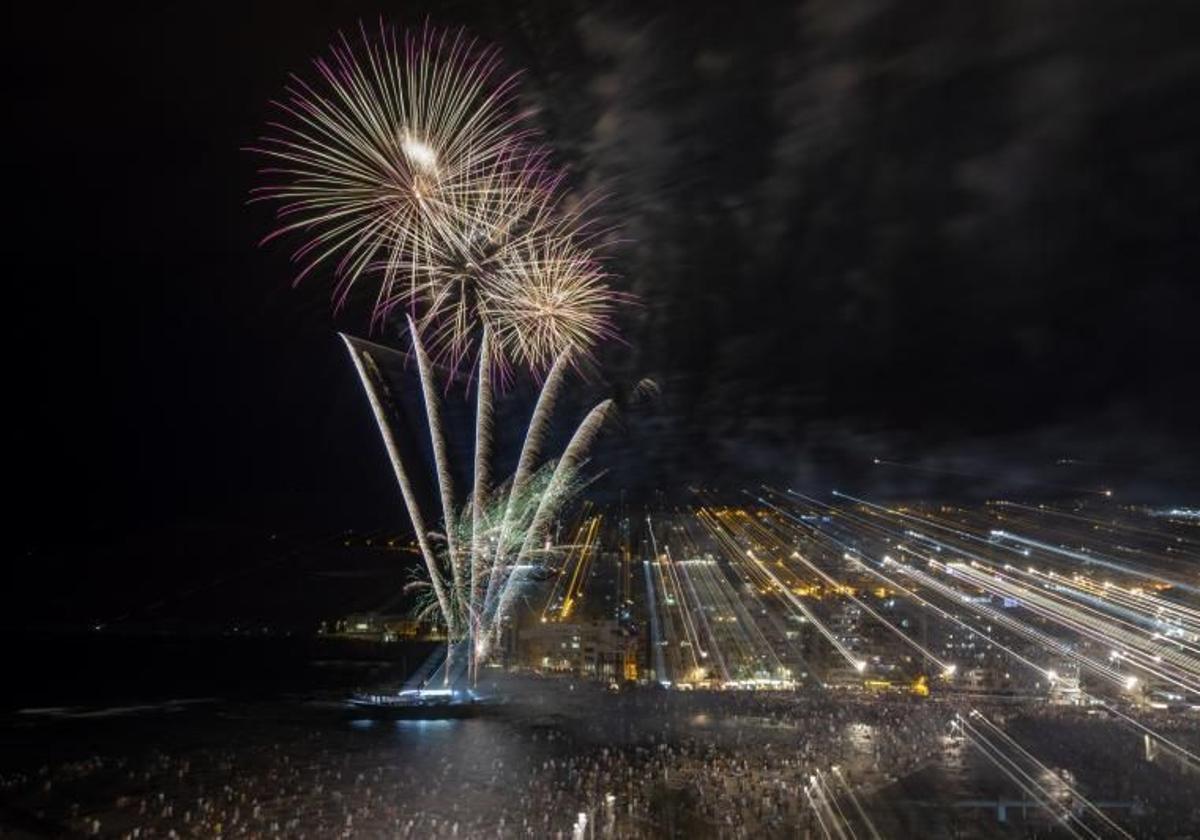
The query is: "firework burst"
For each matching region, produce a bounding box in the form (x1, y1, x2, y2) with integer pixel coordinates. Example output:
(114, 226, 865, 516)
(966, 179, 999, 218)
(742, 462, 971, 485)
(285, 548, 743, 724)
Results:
(481, 232, 616, 375)
(252, 22, 623, 376)
(249, 21, 530, 318)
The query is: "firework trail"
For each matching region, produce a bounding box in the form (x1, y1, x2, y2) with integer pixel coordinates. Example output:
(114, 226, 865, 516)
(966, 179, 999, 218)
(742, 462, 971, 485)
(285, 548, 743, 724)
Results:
(521, 398, 614, 567)
(478, 352, 571, 627)
(495, 399, 614, 618)
(344, 333, 614, 675)
(512, 352, 572, 495)
(407, 314, 465, 620)
(469, 325, 494, 680)
(478, 398, 615, 659)
(340, 335, 452, 625)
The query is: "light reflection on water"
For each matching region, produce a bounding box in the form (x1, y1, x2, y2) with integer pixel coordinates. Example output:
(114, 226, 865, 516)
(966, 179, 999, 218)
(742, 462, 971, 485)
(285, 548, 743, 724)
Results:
(348, 717, 459, 732)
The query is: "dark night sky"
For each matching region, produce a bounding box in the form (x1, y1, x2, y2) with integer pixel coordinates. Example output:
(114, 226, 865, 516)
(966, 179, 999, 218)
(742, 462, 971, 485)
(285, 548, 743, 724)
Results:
(8, 0, 1200, 561)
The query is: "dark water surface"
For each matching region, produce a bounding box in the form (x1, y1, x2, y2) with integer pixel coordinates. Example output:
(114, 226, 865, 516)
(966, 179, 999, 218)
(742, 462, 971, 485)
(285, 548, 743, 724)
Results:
(5, 634, 438, 710)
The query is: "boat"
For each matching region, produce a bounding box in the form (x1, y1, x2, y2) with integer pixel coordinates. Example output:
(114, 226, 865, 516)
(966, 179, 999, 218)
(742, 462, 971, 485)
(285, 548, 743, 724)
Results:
(344, 688, 497, 719)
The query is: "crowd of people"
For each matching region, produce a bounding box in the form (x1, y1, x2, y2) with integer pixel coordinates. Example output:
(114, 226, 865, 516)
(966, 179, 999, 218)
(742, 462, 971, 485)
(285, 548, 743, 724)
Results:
(1, 682, 1194, 837)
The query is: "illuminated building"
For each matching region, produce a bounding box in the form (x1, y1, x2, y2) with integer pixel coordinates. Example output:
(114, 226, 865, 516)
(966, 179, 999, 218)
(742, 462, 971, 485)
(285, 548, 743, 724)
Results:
(516, 618, 635, 681)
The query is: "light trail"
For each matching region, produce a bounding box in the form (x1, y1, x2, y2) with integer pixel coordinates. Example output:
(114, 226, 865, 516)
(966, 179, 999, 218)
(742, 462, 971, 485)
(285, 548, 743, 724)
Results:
(831, 767, 883, 840)
(558, 514, 602, 620)
(698, 506, 865, 675)
(797, 488, 1200, 672)
(889, 550, 1132, 689)
(788, 548, 955, 675)
(641, 534, 669, 684)
(826, 493, 1200, 670)
(954, 714, 1096, 840)
(1021, 569, 1200, 646)
(767, 489, 1200, 768)
(695, 509, 814, 684)
(660, 544, 708, 667)
(812, 770, 858, 840)
(804, 785, 836, 840)
(731, 547, 860, 674)
(991, 530, 1200, 597)
(674, 555, 730, 681)
(753, 492, 955, 676)
(968, 710, 1135, 839)
(540, 520, 584, 621)
(949, 562, 1200, 693)
(1060, 574, 1200, 638)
